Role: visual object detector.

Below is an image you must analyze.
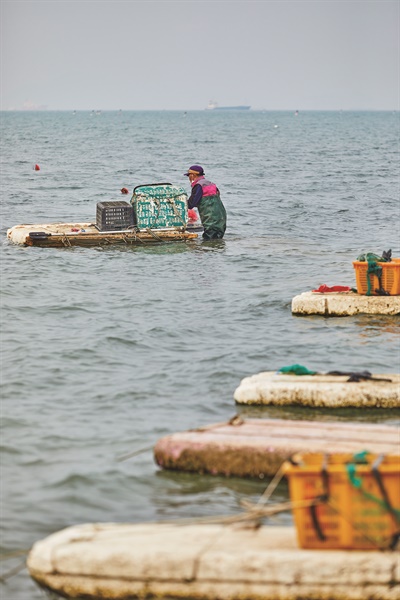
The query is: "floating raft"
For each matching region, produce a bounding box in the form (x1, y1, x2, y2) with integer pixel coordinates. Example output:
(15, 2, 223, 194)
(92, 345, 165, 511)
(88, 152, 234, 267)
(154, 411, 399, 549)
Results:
(6, 222, 198, 247)
(27, 522, 400, 600)
(154, 418, 399, 479)
(234, 371, 400, 408)
(292, 291, 400, 316)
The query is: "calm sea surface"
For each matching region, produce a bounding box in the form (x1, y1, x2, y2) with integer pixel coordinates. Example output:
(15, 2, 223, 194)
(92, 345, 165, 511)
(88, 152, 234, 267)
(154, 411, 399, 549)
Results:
(1, 110, 399, 598)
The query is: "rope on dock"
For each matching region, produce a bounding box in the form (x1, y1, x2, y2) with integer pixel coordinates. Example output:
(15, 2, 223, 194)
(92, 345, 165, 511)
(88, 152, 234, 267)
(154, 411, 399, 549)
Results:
(151, 497, 324, 528)
(146, 228, 164, 242)
(116, 444, 155, 462)
(61, 235, 71, 247)
(191, 414, 245, 433)
(0, 550, 30, 583)
(0, 561, 27, 583)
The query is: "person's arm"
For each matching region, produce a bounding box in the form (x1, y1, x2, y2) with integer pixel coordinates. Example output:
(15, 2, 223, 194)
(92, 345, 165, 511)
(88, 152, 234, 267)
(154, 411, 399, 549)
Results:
(188, 184, 203, 209)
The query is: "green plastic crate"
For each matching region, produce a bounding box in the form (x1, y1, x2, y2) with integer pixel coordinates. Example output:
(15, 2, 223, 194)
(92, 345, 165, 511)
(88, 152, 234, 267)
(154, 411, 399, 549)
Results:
(131, 183, 188, 230)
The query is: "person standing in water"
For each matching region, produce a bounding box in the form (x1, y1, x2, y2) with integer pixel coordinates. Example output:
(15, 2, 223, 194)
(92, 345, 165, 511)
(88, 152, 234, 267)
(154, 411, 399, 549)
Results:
(184, 165, 226, 239)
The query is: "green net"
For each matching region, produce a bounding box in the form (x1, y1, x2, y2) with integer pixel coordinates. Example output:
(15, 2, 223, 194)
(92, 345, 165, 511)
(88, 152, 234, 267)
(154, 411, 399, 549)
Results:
(131, 184, 188, 230)
(346, 455, 400, 523)
(278, 364, 318, 376)
(356, 252, 386, 262)
(133, 184, 187, 201)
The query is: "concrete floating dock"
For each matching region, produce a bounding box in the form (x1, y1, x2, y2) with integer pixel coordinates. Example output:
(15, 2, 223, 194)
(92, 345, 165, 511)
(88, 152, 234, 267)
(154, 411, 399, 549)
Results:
(154, 418, 400, 479)
(291, 291, 400, 316)
(27, 522, 400, 600)
(7, 222, 197, 247)
(234, 371, 400, 408)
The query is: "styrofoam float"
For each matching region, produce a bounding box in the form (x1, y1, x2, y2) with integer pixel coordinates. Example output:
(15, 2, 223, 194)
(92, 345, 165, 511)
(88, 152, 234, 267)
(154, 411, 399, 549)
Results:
(27, 522, 400, 600)
(234, 371, 400, 408)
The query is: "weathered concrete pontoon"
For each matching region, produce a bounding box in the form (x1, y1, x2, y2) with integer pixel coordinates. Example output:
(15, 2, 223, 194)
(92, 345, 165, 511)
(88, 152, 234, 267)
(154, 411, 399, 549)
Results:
(234, 371, 400, 408)
(27, 522, 400, 600)
(7, 222, 198, 248)
(292, 291, 400, 316)
(154, 417, 399, 479)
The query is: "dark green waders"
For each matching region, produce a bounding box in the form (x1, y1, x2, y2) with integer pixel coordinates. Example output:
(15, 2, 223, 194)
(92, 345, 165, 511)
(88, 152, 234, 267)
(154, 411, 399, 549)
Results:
(198, 193, 227, 240)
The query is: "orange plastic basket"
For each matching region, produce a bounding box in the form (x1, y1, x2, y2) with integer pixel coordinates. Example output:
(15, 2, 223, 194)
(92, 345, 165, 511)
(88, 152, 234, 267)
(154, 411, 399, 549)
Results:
(284, 452, 400, 550)
(353, 259, 400, 296)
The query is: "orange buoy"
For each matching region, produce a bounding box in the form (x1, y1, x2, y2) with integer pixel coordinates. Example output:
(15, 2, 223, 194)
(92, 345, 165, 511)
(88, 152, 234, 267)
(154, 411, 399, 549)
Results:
(121, 187, 129, 194)
(34, 164, 40, 171)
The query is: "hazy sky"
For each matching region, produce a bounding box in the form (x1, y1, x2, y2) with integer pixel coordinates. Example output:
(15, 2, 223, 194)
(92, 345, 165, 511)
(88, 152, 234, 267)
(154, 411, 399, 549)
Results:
(1, 0, 398, 111)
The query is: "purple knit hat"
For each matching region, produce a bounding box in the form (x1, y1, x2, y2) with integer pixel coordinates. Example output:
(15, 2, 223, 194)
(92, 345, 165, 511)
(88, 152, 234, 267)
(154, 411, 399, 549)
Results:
(184, 165, 204, 176)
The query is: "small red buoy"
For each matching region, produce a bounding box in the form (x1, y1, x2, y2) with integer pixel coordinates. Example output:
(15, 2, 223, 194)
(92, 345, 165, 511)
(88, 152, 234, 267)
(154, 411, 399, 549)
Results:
(121, 187, 129, 194)
(34, 164, 40, 171)
(188, 209, 197, 222)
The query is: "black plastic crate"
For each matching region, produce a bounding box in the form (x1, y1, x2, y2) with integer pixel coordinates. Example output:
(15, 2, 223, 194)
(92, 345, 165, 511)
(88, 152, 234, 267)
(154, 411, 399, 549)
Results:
(96, 201, 134, 231)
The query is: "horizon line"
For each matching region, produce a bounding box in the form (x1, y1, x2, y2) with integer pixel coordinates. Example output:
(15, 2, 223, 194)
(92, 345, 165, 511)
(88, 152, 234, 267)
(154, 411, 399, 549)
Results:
(1, 107, 398, 113)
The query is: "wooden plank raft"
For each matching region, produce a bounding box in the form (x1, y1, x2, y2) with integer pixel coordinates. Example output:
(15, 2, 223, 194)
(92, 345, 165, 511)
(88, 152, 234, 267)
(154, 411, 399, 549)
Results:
(234, 371, 400, 408)
(154, 417, 400, 479)
(27, 522, 400, 600)
(7, 222, 198, 247)
(292, 291, 400, 316)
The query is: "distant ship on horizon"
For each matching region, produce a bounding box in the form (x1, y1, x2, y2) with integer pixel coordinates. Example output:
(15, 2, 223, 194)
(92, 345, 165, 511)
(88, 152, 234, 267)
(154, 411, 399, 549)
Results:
(206, 101, 251, 111)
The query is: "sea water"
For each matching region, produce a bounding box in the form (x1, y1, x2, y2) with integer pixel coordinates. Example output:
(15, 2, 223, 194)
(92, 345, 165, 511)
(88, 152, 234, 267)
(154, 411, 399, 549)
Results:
(1, 110, 399, 598)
